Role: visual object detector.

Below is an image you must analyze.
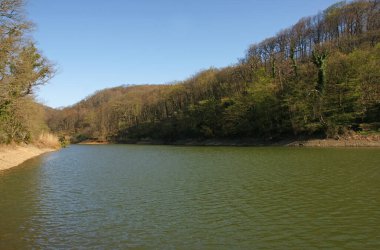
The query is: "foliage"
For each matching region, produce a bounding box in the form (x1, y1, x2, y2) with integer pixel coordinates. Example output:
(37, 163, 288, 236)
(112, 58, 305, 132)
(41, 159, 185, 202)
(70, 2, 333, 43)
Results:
(0, 0, 54, 144)
(47, 0, 380, 142)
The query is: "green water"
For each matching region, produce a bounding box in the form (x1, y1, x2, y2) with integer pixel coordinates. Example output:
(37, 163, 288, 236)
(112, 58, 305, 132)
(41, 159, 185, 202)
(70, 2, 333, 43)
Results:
(0, 145, 379, 249)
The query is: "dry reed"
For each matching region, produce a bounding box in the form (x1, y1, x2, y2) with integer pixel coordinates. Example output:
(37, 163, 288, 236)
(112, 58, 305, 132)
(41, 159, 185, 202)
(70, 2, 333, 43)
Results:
(35, 132, 60, 149)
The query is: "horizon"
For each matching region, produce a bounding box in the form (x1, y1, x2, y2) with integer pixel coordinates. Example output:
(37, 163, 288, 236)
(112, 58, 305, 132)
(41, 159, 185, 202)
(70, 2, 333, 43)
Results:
(28, 0, 340, 108)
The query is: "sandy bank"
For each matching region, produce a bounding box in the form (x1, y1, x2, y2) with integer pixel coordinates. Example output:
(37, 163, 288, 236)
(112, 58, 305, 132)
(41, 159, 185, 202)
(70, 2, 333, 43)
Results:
(0, 145, 57, 171)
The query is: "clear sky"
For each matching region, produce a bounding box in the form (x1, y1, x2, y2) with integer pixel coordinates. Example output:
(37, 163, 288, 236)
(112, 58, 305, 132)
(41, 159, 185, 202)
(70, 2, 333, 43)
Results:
(27, 0, 340, 108)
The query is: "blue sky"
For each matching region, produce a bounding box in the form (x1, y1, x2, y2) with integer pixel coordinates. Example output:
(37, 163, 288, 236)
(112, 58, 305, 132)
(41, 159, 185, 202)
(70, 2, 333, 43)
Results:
(27, 0, 340, 108)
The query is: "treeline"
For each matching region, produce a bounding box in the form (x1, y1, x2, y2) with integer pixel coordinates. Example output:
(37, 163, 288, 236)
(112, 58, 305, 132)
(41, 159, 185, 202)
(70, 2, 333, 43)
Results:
(0, 0, 54, 144)
(48, 0, 380, 143)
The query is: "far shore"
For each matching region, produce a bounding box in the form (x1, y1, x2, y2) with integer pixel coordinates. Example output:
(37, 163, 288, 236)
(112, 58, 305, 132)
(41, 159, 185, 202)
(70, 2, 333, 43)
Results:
(78, 140, 109, 145)
(1, 135, 378, 172)
(78, 134, 380, 147)
(0, 145, 58, 171)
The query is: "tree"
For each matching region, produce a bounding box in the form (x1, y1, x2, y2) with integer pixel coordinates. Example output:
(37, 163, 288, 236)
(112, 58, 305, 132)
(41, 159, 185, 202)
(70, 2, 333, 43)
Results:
(46, 0, 380, 142)
(312, 48, 328, 94)
(0, 0, 54, 143)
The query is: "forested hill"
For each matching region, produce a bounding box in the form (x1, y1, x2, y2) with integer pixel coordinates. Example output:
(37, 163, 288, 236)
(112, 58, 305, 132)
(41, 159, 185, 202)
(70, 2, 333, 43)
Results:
(48, 0, 380, 143)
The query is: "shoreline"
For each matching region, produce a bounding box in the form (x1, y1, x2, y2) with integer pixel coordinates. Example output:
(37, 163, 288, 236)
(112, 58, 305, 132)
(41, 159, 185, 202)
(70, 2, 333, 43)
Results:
(0, 145, 58, 171)
(2, 136, 376, 171)
(167, 138, 380, 147)
(78, 141, 109, 145)
(80, 134, 380, 147)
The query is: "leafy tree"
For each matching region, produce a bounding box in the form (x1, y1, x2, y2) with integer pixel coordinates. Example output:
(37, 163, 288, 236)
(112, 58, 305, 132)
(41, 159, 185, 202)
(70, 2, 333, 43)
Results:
(0, 0, 54, 143)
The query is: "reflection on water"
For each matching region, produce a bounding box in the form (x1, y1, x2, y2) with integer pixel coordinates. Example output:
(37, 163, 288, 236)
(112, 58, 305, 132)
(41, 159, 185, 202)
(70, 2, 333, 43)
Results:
(1, 145, 380, 249)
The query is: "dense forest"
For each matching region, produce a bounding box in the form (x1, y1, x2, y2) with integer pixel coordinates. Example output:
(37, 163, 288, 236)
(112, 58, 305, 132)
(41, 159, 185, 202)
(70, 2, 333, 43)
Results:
(48, 0, 380, 144)
(0, 0, 54, 144)
(2, 0, 379, 145)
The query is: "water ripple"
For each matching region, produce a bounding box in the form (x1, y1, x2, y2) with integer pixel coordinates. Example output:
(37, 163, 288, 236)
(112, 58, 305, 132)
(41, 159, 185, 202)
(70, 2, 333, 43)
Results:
(0, 145, 379, 249)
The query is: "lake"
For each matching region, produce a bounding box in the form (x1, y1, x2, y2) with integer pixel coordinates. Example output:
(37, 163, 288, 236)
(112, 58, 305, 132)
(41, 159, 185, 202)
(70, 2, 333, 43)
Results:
(0, 145, 379, 249)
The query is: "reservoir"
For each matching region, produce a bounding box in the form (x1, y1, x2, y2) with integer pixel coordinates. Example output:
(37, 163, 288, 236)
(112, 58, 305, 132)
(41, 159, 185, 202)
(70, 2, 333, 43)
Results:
(1, 145, 379, 249)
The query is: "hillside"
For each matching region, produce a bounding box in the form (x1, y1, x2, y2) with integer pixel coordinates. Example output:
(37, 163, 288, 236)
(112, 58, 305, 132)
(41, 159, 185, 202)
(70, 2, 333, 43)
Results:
(47, 0, 380, 144)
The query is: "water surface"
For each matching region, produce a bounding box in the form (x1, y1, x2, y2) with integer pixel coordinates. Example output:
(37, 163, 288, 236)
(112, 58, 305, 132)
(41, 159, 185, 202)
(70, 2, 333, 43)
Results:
(1, 145, 379, 249)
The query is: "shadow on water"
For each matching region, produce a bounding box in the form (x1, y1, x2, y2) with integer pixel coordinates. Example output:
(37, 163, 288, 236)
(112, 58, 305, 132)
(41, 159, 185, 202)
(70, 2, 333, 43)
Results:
(0, 155, 46, 248)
